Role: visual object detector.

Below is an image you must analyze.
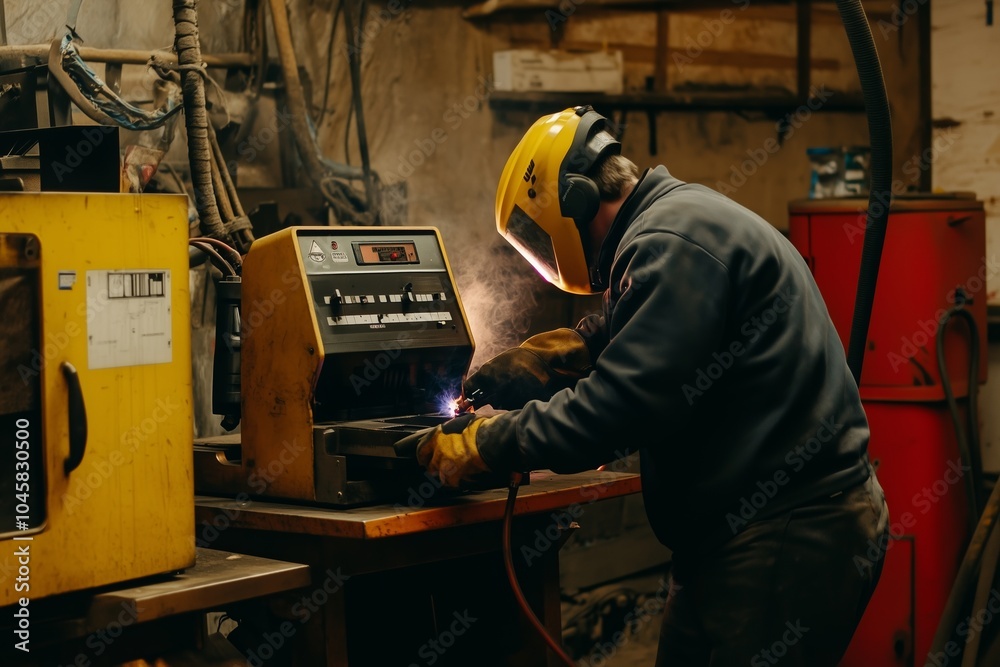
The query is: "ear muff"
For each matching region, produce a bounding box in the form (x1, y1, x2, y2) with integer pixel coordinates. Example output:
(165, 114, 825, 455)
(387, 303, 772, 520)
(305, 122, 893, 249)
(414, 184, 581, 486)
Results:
(557, 107, 620, 229)
(561, 173, 601, 225)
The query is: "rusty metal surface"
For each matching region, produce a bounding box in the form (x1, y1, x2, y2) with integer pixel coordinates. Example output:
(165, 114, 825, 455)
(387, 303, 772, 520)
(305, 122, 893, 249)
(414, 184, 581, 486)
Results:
(195, 470, 642, 540)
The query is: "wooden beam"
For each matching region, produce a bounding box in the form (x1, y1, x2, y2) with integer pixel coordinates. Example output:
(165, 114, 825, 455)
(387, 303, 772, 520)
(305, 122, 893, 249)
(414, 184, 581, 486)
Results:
(654, 11, 669, 92)
(511, 38, 842, 71)
(797, 0, 812, 101)
(464, 1, 893, 23)
(488, 89, 867, 114)
(464, 0, 807, 19)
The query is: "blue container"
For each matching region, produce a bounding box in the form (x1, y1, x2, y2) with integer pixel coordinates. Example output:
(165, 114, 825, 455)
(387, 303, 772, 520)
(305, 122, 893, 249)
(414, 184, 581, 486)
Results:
(807, 146, 871, 198)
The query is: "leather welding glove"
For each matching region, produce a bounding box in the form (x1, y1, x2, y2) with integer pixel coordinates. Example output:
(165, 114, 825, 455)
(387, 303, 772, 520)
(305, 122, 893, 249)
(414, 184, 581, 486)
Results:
(463, 328, 593, 410)
(394, 412, 519, 488)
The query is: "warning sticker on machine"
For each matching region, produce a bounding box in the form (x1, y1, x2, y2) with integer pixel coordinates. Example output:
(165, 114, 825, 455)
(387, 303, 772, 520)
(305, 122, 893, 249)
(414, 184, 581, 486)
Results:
(87, 270, 173, 370)
(308, 241, 326, 262)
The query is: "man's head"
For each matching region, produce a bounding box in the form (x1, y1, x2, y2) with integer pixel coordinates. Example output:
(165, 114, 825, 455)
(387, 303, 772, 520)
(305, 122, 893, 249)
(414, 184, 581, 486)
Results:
(585, 153, 640, 266)
(495, 106, 637, 295)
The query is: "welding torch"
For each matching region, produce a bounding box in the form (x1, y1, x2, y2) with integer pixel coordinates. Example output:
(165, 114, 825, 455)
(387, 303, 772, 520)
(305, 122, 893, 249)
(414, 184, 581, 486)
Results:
(455, 387, 486, 414)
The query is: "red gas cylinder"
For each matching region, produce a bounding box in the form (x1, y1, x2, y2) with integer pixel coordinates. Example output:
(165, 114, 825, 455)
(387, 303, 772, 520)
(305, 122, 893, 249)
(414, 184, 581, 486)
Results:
(788, 195, 986, 667)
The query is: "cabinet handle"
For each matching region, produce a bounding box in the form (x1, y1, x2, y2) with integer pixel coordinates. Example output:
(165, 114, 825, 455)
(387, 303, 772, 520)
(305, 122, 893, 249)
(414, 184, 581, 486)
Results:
(61, 362, 88, 476)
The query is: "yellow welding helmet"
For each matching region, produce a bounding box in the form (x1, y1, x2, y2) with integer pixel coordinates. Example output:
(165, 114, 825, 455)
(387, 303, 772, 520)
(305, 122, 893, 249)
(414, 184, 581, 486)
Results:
(496, 106, 621, 295)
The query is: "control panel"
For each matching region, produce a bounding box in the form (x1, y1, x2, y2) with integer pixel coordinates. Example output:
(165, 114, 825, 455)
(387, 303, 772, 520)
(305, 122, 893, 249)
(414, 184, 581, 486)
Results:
(242, 226, 473, 425)
(295, 228, 472, 351)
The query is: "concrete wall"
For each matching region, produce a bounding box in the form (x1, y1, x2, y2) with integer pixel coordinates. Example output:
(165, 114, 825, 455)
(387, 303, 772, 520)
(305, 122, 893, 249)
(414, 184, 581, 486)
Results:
(932, 0, 1000, 471)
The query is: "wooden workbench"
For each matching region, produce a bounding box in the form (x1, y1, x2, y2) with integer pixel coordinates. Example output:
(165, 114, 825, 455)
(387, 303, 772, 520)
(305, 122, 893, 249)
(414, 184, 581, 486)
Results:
(7, 548, 311, 666)
(195, 470, 642, 667)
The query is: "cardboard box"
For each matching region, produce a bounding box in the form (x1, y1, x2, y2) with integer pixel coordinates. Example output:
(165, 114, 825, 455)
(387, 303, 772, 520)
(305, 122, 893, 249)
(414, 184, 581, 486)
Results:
(493, 49, 624, 94)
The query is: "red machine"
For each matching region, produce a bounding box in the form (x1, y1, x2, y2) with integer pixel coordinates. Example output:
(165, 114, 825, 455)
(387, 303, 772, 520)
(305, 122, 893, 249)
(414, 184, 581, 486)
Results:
(789, 195, 987, 667)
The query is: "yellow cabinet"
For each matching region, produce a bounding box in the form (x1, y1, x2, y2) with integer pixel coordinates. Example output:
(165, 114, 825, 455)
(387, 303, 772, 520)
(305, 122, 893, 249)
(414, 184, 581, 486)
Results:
(0, 193, 195, 606)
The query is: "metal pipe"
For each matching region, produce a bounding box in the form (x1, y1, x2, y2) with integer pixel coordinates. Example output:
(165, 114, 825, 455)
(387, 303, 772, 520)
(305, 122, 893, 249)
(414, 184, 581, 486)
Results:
(0, 0, 8, 48)
(0, 44, 253, 67)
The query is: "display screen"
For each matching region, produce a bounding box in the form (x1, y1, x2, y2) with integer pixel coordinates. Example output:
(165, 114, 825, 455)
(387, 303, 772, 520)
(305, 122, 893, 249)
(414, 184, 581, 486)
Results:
(354, 242, 419, 265)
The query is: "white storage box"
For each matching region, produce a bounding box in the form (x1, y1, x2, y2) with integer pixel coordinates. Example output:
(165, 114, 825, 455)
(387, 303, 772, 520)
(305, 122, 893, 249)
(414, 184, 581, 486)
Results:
(493, 49, 624, 94)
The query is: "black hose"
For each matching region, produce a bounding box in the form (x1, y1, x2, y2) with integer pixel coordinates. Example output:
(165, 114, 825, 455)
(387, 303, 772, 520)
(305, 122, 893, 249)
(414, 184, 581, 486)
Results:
(173, 0, 229, 241)
(937, 304, 983, 524)
(836, 0, 895, 385)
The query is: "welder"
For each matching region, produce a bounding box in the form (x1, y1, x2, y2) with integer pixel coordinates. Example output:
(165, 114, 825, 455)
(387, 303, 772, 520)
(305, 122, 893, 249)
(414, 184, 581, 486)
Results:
(399, 106, 889, 665)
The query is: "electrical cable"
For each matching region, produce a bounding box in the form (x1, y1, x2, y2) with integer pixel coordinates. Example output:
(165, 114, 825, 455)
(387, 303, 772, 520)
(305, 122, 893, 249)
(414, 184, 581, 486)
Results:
(344, 90, 354, 167)
(265, 0, 365, 202)
(316, 0, 344, 128)
(265, 2, 368, 224)
(189, 240, 236, 277)
(209, 126, 244, 220)
(937, 302, 983, 524)
(209, 142, 237, 223)
(188, 246, 210, 269)
(503, 472, 576, 667)
(341, 0, 378, 216)
(207, 124, 255, 254)
(190, 236, 243, 269)
(242, 0, 267, 99)
(49, 36, 183, 131)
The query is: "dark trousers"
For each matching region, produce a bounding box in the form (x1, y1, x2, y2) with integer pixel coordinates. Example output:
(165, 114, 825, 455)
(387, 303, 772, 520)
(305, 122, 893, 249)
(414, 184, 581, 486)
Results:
(655, 472, 889, 667)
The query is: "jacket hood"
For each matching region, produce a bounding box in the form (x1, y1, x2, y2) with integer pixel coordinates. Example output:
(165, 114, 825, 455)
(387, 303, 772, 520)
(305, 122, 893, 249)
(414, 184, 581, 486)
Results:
(593, 165, 687, 290)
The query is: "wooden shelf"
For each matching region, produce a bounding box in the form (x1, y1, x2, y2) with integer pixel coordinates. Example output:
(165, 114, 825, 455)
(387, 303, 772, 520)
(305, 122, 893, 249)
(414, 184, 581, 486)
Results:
(488, 89, 867, 114)
(462, 0, 837, 19)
